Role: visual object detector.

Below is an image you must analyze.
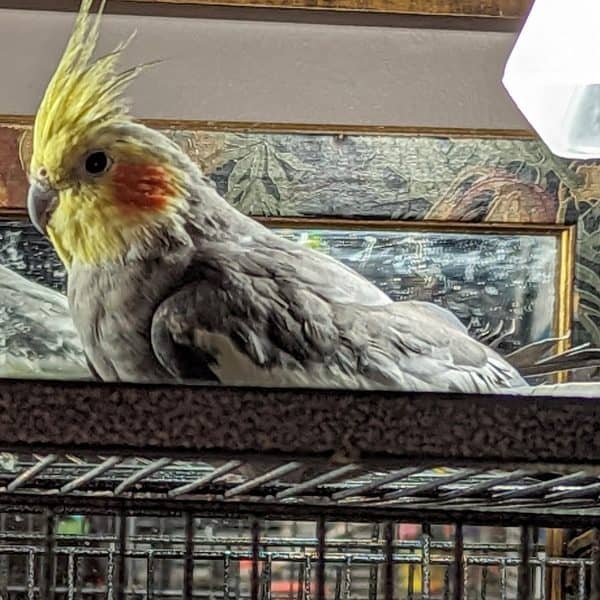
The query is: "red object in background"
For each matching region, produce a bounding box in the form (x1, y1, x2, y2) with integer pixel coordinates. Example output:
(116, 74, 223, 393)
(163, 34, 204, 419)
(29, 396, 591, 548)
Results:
(240, 559, 252, 571)
(272, 581, 304, 593)
(398, 523, 420, 538)
(397, 522, 454, 539)
(240, 561, 313, 596)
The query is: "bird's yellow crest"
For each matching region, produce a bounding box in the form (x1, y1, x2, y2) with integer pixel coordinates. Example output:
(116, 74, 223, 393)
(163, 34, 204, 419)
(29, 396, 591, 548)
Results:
(31, 0, 143, 181)
(28, 0, 186, 268)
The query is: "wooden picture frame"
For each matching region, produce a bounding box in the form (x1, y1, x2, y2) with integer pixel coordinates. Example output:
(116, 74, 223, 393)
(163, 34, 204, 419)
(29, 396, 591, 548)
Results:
(121, 0, 531, 18)
(0, 0, 531, 19)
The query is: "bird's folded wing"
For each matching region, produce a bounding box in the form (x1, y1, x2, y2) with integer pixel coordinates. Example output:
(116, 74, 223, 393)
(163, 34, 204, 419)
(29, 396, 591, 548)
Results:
(150, 270, 524, 392)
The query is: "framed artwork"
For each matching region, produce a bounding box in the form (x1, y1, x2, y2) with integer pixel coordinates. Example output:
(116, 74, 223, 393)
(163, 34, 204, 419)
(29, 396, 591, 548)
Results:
(0, 116, 597, 383)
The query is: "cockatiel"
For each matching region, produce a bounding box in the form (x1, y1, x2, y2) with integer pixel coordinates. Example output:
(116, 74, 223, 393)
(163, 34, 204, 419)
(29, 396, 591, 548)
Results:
(0, 265, 89, 380)
(27, 0, 532, 393)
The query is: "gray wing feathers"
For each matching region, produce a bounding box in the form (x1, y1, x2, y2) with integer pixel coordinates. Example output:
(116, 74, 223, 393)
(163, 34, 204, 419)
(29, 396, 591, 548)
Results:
(333, 302, 524, 391)
(150, 255, 525, 392)
(237, 239, 391, 307)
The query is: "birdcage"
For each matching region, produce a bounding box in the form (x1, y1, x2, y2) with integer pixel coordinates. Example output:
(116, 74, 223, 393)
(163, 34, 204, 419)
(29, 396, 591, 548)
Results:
(0, 378, 597, 599)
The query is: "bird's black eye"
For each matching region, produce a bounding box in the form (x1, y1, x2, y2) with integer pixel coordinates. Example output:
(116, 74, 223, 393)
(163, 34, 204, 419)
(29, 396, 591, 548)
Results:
(84, 151, 111, 176)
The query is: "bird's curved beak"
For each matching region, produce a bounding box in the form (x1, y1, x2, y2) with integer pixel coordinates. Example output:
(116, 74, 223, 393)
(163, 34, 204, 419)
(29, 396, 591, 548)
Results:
(27, 182, 58, 236)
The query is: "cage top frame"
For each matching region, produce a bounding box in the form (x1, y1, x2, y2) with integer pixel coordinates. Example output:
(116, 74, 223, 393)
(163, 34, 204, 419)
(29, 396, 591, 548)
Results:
(0, 379, 600, 525)
(0, 378, 597, 469)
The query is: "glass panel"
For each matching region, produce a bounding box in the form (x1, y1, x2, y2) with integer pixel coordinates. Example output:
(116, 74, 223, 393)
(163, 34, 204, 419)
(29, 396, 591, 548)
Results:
(275, 227, 559, 353)
(0, 219, 565, 386)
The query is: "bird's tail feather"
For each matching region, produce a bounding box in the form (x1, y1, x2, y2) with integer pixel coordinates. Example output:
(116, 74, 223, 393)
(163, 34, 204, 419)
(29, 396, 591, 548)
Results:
(503, 333, 600, 378)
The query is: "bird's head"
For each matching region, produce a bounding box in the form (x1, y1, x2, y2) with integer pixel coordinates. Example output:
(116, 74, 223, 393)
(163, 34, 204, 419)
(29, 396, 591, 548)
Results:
(28, 0, 192, 268)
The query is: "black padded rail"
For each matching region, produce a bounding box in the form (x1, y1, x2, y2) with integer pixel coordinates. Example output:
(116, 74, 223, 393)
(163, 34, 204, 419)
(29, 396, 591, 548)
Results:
(0, 378, 597, 468)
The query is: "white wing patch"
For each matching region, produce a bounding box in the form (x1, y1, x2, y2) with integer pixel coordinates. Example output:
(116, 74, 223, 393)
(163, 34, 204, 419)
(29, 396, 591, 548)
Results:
(190, 326, 515, 393)
(191, 327, 366, 388)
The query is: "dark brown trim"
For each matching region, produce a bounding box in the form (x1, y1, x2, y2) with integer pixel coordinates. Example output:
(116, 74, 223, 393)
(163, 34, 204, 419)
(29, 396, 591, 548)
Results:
(121, 0, 531, 18)
(258, 216, 571, 235)
(0, 209, 27, 220)
(0, 0, 530, 18)
(0, 0, 529, 31)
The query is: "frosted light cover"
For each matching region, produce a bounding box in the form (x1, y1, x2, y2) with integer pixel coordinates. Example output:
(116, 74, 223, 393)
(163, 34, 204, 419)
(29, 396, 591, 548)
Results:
(503, 0, 600, 158)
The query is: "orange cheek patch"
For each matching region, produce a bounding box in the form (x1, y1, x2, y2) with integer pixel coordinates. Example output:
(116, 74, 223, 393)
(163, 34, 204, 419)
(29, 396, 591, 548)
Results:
(112, 163, 176, 213)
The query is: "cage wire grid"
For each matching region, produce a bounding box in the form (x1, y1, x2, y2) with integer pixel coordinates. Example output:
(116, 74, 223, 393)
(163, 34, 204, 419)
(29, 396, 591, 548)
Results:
(0, 509, 596, 600)
(0, 454, 597, 598)
(0, 508, 599, 600)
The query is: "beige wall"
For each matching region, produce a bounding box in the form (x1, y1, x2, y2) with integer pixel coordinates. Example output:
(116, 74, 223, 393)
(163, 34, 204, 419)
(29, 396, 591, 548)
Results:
(0, 8, 528, 129)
